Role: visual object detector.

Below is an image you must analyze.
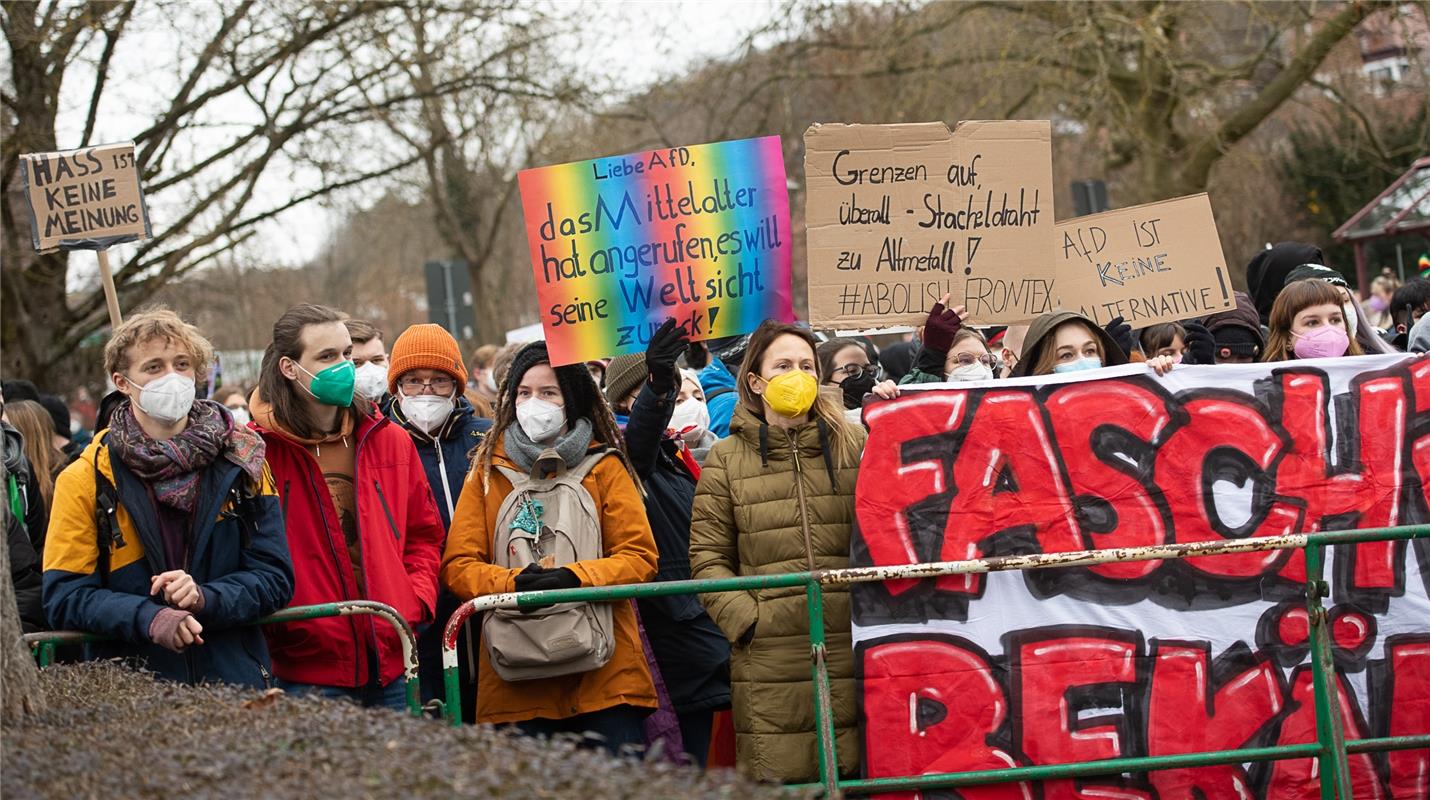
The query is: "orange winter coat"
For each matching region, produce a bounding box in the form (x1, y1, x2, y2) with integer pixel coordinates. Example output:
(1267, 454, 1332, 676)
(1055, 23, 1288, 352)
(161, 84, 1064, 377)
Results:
(440, 440, 659, 724)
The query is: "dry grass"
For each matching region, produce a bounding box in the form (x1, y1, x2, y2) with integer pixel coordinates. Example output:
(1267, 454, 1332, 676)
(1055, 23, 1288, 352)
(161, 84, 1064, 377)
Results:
(3, 662, 805, 800)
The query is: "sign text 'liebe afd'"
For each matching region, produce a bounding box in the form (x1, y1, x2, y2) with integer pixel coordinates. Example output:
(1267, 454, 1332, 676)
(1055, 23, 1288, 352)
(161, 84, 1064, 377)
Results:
(517, 137, 793, 365)
(804, 120, 1056, 331)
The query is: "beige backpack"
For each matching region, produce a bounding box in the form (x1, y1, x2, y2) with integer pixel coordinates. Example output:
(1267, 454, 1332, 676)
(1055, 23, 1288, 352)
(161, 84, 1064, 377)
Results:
(483, 448, 617, 681)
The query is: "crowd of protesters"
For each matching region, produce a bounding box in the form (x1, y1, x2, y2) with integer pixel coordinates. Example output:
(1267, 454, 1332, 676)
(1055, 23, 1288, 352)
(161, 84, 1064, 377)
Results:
(3, 245, 1426, 782)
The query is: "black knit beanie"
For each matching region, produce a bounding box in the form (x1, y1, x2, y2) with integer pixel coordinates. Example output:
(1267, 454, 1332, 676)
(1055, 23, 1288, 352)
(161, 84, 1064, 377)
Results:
(504, 341, 604, 423)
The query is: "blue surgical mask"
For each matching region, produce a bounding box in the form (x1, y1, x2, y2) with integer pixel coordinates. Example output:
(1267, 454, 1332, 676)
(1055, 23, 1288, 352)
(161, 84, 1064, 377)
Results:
(1053, 356, 1102, 374)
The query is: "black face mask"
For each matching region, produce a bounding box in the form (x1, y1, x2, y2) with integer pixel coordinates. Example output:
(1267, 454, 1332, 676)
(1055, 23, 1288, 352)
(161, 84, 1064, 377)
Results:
(839, 371, 878, 410)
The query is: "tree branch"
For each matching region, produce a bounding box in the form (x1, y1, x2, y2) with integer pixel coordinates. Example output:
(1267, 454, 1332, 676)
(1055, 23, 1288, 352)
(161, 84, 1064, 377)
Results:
(79, 0, 135, 147)
(1178, 0, 1389, 192)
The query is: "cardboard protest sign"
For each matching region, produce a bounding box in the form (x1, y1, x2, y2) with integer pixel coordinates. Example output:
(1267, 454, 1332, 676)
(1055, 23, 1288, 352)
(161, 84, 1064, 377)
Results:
(851, 354, 1430, 798)
(804, 120, 1055, 331)
(1055, 193, 1234, 326)
(19, 142, 151, 253)
(517, 136, 793, 366)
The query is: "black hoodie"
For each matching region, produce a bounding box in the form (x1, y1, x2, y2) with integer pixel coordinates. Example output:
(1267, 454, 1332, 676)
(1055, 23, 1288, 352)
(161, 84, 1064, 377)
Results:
(1245, 242, 1324, 324)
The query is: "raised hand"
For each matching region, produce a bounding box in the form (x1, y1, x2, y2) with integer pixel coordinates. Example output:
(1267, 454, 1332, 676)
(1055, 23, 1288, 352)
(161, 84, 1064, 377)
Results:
(645, 318, 690, 394)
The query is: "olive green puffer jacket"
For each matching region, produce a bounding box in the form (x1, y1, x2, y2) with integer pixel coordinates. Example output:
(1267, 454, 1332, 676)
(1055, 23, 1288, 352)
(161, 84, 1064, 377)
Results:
(690, 404, 864, 783)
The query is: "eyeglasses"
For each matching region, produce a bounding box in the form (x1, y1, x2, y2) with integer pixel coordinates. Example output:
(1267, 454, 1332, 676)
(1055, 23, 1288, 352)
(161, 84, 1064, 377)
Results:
(398, 376, 456, 394)
(832, 363, 879, 381)
(951, 353, 1000, 368)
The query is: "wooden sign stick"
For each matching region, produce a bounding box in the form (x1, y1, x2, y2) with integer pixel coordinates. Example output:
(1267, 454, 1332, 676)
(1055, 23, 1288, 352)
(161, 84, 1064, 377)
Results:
(96, 248, 123, 328)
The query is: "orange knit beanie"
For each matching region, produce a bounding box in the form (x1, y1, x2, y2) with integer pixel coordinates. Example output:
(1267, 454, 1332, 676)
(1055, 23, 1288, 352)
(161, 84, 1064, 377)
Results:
(387, 324, 468, 394)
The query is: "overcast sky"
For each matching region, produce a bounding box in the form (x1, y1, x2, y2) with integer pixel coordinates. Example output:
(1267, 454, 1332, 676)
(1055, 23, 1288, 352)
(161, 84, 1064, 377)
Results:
(54, 1, 779, 288)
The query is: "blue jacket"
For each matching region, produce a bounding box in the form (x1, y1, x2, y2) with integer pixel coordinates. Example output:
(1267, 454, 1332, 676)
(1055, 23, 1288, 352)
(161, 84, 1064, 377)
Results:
(43, 435, 295, 687)
(698, 360, 739, 439)
(625, 382, 731, 713)
(382, 396, 491, 528)
(383, 394, 491, 716)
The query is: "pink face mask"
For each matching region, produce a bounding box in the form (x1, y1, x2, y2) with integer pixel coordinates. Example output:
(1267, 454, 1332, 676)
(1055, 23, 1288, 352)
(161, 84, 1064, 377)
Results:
(1292, 324, 1349, 359)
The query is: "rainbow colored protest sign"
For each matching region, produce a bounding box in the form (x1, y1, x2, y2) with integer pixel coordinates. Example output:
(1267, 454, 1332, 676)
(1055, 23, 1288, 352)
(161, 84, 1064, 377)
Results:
(517, 136, 793, 365)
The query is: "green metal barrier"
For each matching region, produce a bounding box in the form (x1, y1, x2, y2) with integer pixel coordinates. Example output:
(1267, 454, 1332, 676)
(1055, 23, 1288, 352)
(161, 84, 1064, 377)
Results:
(24, 600, 423, 717)
(441, 524, 1430, 798)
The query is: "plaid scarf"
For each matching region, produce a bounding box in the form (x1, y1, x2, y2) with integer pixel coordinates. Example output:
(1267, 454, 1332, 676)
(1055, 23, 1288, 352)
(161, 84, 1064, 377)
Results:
(107, 399, 266, 512)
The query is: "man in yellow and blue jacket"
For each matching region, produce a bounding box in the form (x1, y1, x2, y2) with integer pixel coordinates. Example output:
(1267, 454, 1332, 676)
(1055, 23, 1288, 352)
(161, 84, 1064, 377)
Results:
(43, 309, 293, 687)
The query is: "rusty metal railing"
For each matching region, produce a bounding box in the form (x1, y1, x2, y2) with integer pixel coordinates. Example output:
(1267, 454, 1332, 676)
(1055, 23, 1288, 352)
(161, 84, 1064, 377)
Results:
(24, 600, 422, 716)
(442, 524, 1430, 798)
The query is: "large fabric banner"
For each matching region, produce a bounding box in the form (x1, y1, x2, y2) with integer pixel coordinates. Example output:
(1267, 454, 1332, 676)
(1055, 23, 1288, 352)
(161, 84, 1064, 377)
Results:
(852, 354, 1430, 799)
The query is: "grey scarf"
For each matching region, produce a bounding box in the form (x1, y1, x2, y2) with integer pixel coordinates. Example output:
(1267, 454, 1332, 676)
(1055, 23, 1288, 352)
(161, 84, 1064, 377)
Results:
(504, 417, 594, 475)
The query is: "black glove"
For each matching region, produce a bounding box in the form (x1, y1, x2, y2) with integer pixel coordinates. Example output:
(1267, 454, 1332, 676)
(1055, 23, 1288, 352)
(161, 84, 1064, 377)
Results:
(1104, 316, 1135, 358)
(682, 340, 711, 371)
(646, 318, 690, 395)
(922, 301, 963, 356)
(513, 565, 581, 610)
(1182, 321, 1215, 365)
(513, 565, 581, 593)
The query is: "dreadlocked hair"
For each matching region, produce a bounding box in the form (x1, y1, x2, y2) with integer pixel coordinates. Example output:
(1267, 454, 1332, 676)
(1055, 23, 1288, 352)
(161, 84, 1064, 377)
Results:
(471, 341, 639, 492)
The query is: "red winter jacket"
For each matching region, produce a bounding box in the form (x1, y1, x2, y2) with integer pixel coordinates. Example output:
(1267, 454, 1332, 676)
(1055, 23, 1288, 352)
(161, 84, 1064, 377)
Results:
(253, 400, 444, 687)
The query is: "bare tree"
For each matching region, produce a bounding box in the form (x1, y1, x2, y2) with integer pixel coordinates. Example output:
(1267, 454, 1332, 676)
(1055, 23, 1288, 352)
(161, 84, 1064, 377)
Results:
(1, 467, 44, 724)
(1, 0, 577, 388)
(339, 1, 588, 343)
(775, 1, 1393, 202)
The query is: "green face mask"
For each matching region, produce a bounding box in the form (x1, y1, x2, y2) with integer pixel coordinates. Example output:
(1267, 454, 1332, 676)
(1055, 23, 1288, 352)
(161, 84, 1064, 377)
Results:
(294, 359, 356, 407)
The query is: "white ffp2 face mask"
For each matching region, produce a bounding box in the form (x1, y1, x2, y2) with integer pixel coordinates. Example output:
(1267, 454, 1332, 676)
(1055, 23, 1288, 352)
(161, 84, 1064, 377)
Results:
(133, 371, 196, 424)
(946, 362, 994, 382)
(227, 406, 252, 427)
(400, 394, 454, 434)
(515, 397, 565, 443)
(1342, 302, 1360, 340)
(353, 361, 389, 400)
(668, 398, 710, 439)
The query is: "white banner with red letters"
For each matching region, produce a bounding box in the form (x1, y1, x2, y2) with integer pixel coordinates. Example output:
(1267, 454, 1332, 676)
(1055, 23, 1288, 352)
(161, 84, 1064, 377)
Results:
(851, 354, 1430, 799)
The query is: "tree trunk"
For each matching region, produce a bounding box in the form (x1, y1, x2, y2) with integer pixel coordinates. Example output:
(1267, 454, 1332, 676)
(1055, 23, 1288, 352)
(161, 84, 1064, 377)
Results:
(0, 464, 46, 725)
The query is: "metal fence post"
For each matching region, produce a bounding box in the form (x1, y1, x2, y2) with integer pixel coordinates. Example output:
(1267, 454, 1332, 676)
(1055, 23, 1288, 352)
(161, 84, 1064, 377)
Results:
(25, 601, 424, 717)
(442, 600, 473, 728)
(1305, 542, 1353, 800)
(807, 578, 842, 799)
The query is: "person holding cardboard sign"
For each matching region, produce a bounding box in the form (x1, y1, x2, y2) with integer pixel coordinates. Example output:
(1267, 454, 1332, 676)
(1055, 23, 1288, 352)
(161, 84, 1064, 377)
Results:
(42, 309, 293, 687)
(1011, 311, 1177, 378)
(896, 294, 1003, 386)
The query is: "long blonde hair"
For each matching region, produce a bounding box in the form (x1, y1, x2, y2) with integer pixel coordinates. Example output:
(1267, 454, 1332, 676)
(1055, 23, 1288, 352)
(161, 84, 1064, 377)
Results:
(736, 321, 862, 464)
(4, 400, 56, 508)
(1030, 319, 1105, 376)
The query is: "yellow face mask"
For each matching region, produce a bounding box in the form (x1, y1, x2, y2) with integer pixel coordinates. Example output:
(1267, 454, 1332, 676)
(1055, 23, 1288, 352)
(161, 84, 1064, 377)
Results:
(755, 369, 819, 419)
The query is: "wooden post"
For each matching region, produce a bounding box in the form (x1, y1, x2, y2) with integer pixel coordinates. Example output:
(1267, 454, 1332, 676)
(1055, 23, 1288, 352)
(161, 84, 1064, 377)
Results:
(96, 248, 122, 329)
(1353, 240, 1368, 300)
